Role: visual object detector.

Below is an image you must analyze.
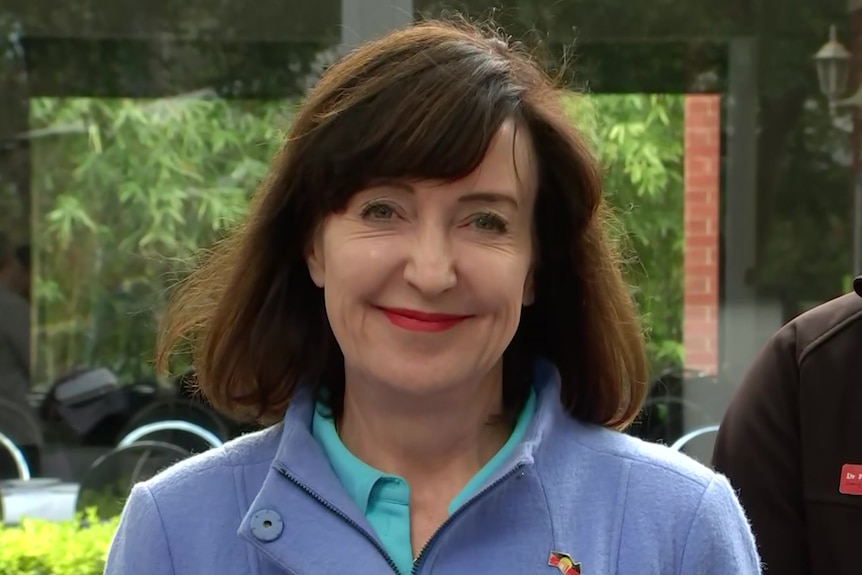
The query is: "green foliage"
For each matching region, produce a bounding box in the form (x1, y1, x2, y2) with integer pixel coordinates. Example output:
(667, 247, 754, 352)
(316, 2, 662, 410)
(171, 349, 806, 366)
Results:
(30, 98, 289, 384)
(565, 93, 685, 371)
(29, 93, 683, 385)
(0, 512, 119, 575)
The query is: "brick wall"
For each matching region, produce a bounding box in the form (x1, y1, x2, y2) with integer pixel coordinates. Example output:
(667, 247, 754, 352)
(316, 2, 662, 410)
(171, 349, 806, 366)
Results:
(683, 95, 721, 374)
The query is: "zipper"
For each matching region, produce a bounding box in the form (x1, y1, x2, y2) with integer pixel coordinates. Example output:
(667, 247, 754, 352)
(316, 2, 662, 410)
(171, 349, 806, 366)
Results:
(274, 464, 402, 575)
(410, 461, 527, 575)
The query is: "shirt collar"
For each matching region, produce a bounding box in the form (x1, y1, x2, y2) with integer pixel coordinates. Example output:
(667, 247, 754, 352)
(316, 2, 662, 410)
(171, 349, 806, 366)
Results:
(311, 403, 388, 514)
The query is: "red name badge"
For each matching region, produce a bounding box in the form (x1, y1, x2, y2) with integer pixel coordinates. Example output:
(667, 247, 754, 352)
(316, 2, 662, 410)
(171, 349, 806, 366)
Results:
(839, 464, 862, 495)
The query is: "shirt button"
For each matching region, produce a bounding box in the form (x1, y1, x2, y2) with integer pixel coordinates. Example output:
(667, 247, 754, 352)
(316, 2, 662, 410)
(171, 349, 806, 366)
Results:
(250, 509, 284, 542)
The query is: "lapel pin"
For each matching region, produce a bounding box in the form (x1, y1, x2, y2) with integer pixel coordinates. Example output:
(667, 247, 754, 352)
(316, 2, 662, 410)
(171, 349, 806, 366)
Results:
(548, 551, 582, 574)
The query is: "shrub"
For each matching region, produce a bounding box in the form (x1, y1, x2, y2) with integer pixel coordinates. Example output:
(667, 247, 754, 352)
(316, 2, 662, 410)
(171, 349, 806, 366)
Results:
(0, 512, 119, 575)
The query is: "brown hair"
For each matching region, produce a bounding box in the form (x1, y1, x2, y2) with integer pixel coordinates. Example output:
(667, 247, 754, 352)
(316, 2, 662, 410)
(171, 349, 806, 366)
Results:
(156, 18, 648, 430)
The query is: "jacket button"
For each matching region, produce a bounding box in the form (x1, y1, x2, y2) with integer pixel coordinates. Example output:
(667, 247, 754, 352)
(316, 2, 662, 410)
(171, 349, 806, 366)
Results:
(250, 509, 284, 542)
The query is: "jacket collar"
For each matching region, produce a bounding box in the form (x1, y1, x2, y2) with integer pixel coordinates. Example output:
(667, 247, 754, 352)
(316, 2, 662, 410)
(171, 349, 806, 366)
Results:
(238, 359, 564, 572)
(272, 357, 562, 479)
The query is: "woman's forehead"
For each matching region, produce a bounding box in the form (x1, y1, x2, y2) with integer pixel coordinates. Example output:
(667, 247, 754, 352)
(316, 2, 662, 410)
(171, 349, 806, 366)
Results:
(363, 121, 537, 202)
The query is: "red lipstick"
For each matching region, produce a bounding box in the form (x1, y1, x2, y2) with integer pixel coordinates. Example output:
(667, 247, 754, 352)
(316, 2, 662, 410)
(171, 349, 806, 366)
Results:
(379, 307, 470, 332)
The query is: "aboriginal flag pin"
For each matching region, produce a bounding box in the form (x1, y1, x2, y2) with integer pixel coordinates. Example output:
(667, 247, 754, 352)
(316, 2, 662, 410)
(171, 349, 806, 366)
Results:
(548, 551, 582, 574)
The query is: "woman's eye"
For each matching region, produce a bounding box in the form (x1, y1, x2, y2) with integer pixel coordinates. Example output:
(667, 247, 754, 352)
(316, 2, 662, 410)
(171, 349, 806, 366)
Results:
(472, 212, 508, 233)
(361, 203, 396, 220)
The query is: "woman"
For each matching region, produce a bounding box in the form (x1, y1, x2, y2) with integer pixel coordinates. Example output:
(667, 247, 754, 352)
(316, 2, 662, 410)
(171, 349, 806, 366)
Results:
(105, 20, 760, 575)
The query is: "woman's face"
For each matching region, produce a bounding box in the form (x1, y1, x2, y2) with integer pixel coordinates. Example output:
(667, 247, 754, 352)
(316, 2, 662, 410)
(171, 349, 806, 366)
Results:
(306, 120, 537, 398)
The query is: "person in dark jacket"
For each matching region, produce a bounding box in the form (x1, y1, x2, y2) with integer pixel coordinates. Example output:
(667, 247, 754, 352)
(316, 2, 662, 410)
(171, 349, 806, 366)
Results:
(713, 277, 862, 574)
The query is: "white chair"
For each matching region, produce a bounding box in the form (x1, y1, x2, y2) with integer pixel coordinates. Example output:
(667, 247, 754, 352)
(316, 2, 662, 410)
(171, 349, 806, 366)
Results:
(670, 424, 720, 453)
(75, 440, 190, 521)
(117, 419, 224, 450)
(0, 431, 31, 480)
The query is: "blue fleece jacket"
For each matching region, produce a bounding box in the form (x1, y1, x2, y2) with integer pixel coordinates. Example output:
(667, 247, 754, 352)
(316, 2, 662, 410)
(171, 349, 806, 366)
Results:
(104, 360, 761, 574)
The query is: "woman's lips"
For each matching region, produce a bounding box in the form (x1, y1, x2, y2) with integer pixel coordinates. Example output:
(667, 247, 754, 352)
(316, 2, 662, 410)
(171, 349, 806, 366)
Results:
(378, 307, 472, 332)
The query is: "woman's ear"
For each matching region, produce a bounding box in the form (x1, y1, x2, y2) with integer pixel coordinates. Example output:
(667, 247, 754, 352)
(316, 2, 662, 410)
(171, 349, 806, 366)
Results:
(522, 269, 535, 306)
(306, 232, 325, 288)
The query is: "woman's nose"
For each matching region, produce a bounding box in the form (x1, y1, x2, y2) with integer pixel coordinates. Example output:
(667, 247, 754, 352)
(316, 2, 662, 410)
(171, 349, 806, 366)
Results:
(402, 228, 457, 296)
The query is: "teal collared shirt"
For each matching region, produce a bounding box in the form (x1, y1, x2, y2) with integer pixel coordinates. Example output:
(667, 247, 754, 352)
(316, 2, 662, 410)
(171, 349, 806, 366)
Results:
(312, 388, 537, 575)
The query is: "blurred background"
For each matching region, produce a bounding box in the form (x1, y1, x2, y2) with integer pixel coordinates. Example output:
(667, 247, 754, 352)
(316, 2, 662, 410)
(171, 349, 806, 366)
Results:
(0, 0, 858, 527)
